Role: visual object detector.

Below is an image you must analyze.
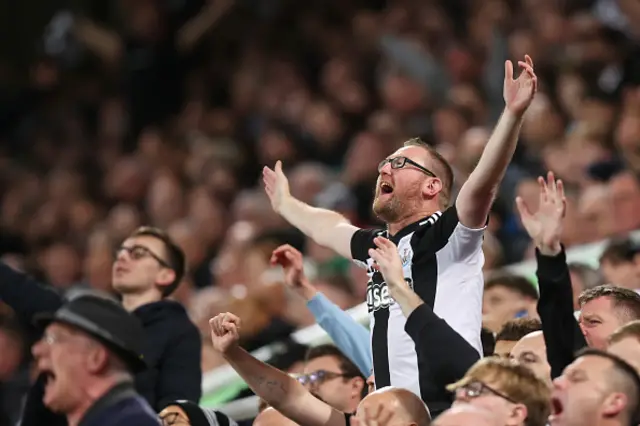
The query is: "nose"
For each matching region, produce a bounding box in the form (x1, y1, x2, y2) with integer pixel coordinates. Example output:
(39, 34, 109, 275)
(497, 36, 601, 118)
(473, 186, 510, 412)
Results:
(32, 339, 47, 359)
(552, 375, 566, 390)
(378, 160, 392, 175)
(115, 248, 130, 263)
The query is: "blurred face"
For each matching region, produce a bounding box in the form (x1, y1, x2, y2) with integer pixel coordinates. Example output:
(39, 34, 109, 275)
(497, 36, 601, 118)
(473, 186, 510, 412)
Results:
(608, 336, 640, 373)
(452, 379, 522, 425)
(600, 259, 639, 290)
(112, 235, 174, 296)
(373, 146, 440, 223)
(578, 297, 626, 349)
(510, 332, 552, 388)
(40, 244, 81, 290)
(610, 173, 640, 234)
(31, 323, 94, 414)
(493, 340, 517, 359)
(0, 329, 22, 380)
(550, 356, 617, 426)
(302, 355, 363, 412)
(483, 286, 535, 333)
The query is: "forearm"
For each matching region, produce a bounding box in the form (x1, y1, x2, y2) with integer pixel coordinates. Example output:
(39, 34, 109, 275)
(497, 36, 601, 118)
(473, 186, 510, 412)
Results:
(467, 109, 522, 194)
(307, 293, 372, 375)
(456, 109, 523, 227)
(388, 282, 424, 318)
(176, 0, 235, 51)
(279, 197, 354, 258)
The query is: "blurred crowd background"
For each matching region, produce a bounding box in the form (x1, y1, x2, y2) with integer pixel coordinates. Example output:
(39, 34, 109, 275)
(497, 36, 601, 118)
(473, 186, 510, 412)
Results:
(2, 0, 640, 421)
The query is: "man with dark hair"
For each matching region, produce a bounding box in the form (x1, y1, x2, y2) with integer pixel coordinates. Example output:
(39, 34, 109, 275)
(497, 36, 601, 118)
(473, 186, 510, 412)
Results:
(300, 344, 366, 413)
(494, 318, 542, 358)
(0, 226, 201, 426)
(598, 238, 640, 290)
(483, 274, 539, 334)
(550, 348, 640, 426)
(263, 56, 538, 410)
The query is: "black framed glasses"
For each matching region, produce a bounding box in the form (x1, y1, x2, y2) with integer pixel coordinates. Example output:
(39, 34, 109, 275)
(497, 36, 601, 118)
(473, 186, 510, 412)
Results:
(115, 245, 171, 268)
(378, 156, 437, 177)
(296, 370, 352, 387)
(455, 380, 518, 404)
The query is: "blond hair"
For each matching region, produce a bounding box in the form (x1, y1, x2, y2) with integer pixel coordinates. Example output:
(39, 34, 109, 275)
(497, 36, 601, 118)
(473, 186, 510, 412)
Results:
(447, 357, 550, 426)
(610, 320, 640, 345)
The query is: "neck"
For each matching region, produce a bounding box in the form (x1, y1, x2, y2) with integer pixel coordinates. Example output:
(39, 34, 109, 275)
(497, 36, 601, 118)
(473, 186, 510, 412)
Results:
(122, 291, 161, 312)
(387, 209, 439, 235)
(66, 375, 130, 426)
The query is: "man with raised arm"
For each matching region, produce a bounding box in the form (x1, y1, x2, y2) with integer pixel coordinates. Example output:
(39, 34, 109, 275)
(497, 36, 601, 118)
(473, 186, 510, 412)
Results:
(262, 55, 538, 411)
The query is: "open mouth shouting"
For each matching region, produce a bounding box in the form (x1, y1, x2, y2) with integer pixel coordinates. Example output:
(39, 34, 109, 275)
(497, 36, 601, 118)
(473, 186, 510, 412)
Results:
(379, 181, 394, 196)
(548, 396, 564, 423)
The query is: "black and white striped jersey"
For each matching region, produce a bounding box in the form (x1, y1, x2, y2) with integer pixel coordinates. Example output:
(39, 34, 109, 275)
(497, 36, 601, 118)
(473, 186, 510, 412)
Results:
(350, 205, 485, 407)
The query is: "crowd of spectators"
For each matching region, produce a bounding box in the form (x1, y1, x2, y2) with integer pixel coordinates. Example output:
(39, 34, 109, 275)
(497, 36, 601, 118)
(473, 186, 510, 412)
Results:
(3, 0, 640, 424)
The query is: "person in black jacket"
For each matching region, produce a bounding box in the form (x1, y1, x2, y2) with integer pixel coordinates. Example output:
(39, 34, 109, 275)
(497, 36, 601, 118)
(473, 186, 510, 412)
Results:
(31, 294, 160, 426)
(0, 226, 202, 426)
(516, 171, 640, 378)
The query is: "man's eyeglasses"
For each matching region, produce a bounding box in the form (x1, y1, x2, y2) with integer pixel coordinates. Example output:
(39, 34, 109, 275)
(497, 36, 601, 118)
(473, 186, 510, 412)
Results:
(455, 380, 518, 404)
(378, 156, 437, 178)
(296, 370, 352, 387)
(115, 245, 170, 268)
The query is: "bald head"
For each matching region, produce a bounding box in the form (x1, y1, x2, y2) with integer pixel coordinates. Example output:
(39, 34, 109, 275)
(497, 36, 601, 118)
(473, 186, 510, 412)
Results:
(434, 405, 500, 426)
(253, 407, 299, 426)
(357, 386, 431, 425)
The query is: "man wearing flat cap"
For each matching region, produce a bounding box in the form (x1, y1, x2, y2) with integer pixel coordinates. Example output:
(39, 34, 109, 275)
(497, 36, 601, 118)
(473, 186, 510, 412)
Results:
(32, 293, 160, 426)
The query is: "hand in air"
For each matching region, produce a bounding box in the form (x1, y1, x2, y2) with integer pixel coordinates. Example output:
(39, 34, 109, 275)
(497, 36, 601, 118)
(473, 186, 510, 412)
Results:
(270, 244, 316, 300)
(262, 160, 290, 213)
(503, 55, 538, 116)
(351, 403, 394, 426)
(515, 171, 566, 256)
(209, 312, 241, 354)
(368, 237, 407, 291)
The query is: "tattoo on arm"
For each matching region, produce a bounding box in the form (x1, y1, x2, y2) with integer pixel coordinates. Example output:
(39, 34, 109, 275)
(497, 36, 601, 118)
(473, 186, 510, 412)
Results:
(253, 375, 287, 398)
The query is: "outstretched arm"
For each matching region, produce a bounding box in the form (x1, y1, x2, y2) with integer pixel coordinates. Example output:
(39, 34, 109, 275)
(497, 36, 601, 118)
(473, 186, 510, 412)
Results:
(271, 245, 372, 376)
(456, 55, 538, 229)
(263, 162, 358, 259)
(516, 172, 586, 378)
(210, 313, 346, 426)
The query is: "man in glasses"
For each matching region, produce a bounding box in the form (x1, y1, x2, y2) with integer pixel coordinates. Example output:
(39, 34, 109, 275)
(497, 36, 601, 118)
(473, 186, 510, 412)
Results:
(0, 226, 201, 426)
(263, 56, 538, 412)
(447, 357, 550, 426)
(299, 345, 366, 413)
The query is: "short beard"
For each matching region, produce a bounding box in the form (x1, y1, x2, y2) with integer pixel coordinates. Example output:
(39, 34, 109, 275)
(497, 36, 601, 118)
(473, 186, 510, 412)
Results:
(372, 194, 404, 223)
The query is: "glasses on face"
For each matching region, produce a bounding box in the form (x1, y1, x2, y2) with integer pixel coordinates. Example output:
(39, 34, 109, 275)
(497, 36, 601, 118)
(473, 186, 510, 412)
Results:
(296, 370, 352, 387)
(115, 245, 170, 268)
(377, 156, 437, 178)
(455, 380, 518, 404)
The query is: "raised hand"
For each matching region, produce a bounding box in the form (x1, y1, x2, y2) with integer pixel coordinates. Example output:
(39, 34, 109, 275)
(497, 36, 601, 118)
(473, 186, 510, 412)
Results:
(503, 55, 538, 116)
(351, 403, 393, 426)
(262, 160, 291, 213)
(515, 171, 566, 256)
(368, 237, 406, 291)
(209, 312, 241, 354)
(270, 244, 316, 300)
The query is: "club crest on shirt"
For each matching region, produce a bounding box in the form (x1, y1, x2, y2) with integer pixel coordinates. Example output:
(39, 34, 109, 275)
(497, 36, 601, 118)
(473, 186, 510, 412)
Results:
(400, 248, 411, 267)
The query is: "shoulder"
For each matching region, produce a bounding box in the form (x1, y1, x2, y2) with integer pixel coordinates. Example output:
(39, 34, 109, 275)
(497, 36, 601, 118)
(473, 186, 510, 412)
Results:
(350, 227, 385, 261)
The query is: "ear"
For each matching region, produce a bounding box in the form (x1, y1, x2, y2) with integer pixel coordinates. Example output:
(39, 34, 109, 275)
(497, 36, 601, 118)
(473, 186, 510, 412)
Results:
(350, 376, 365, 398)
(602, 392, 627, 418)
(506, 404, 528, 426)
(421, 178, 443, 199)
(86, 344, 109, 374)
(156, 268, 176, 288)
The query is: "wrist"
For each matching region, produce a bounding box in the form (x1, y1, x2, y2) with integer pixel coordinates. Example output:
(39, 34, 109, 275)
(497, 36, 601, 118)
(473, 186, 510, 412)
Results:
(537, 240, 562, 256)
(299, 279, 317, 301)
(221, 343, 241, 358)
(502, 107, 526, 123)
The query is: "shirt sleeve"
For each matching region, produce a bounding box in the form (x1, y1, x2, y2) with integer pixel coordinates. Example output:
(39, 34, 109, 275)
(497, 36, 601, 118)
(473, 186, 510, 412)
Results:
(307, 292, 372, 376)
(412, 205, 485, 262)
(350, 228, 381, 263)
